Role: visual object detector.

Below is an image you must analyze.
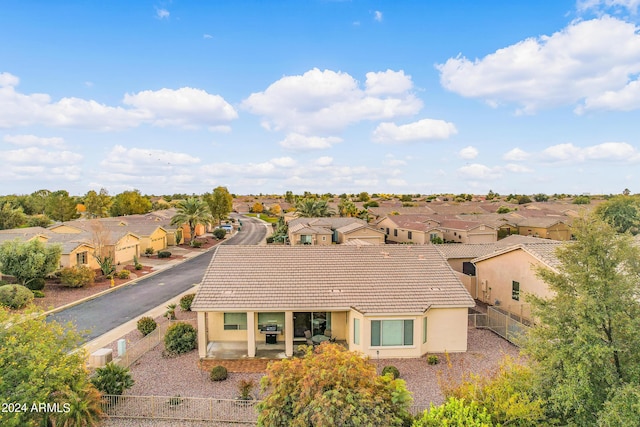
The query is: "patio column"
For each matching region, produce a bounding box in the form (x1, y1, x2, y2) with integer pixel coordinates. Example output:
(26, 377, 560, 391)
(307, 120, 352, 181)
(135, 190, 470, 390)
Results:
(197, 312, 207, 358)
(285, 311, 294, 357)
(247, 311, 256, 358)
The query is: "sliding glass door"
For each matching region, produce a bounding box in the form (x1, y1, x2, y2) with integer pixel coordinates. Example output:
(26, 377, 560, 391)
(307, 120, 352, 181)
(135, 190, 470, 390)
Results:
(293, 312, 331, 338)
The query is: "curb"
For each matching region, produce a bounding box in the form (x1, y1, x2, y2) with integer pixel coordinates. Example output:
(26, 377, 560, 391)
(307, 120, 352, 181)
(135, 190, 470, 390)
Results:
(43, 245, 217, 317)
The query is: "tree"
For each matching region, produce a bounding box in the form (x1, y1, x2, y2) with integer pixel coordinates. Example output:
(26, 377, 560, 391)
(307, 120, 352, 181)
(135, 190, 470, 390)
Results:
(413, 397, 495, 426)
(284, 190, 295, 204)
(516, 195, 532, 204)
(204, 186, 233, 225)
(251, 202, 264, 213)
(28, 189, 51, 215)
(257, 343, 412, 426)
(0, 201, 26, 230)
(0, 239, 61, 288)
(523, 216, 640, 425)
(358, 191, 370, 202)
(572, 195, 591, 204)
(110, 189, 152, 216)
(533, 193, 549, 202)
(295, 198, 335, 217)
(45, 190, 79, 222)
(337, 198, 358, 217)
(0, 305, 103, 427)
(170, 198, 212, 245)
(269, 204, 282, 215)
(84, 188, 113, 218)
(88, 219, 116, 276)
(595, 195, 640, 235)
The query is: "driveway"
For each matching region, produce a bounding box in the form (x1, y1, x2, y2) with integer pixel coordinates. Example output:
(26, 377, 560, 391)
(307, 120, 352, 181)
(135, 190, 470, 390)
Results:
(47, 214, 268, 343)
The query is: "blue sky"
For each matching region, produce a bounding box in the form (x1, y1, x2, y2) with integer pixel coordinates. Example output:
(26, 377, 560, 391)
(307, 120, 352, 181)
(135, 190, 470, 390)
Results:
(1, 0, 640, 197)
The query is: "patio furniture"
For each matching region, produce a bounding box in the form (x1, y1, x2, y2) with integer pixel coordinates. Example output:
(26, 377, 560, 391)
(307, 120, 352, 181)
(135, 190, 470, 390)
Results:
(311, 334, 330, 345)
(304, 330, 314, 346)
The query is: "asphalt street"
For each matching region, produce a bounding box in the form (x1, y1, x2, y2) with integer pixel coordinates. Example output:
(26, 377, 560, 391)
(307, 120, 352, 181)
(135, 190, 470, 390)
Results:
(47, 215, 268, 342)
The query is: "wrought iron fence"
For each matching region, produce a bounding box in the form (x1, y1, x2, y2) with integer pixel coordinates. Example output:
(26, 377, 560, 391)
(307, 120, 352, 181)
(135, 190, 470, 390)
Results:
(112, 318, 198, 368)
(469, 308, 529, 346)
(102, 394, 260, 424)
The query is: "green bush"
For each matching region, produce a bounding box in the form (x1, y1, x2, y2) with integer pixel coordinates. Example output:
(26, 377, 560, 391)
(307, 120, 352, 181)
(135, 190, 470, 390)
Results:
(180, 293, 195, 311)
(0, 284, 34, 309)
(145, 247, 155, 255)
(190, 240, 203, 248)
(213, 228, 227, 239)
(137, 316, 157, 336)
(427, 355, 439, 365)
(117, 270, 130, 279)
(90, 362, 134, 395)
(266, 236, 274, 244)
(26, 277, 46, 291)
(158, 251, 171, 259)
(381, 365, 400, 379)
(135, 263, 143, 270)
(32, 290, 45, 298)
(164, 322, 197, 355)
(59, 266, 96, 288)
(210, 365, 228, 381)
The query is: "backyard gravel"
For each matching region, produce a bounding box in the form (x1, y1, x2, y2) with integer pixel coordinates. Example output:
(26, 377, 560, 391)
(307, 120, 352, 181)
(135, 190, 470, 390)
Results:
(102, 328, 520, 426)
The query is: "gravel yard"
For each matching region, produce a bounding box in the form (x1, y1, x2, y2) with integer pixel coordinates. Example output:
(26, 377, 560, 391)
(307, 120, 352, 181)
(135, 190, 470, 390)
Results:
(102, 328, 520, 426)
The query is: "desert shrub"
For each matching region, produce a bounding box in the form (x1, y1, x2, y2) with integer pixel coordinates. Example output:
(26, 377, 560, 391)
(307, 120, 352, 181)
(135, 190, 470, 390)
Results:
(135, 263, 143, 270)
(158, 251, 171, 258)
(210, 365, 228, 381)
(497, 206, 511, 214)
(213, 228, 227, 239)
(90, 362, 134, 395)
(145, 247, 155, 255)
(59, 266, 95, 288)
(413, 397, 493, 426)
(382, 365, 400, 379)
(26, 277, 45, 291)
(238, 378, 255, 400)
(117, 270, 130, 279)
(164, 322, 197, 355)
(190, 240, 203, 248)
(265, 236, 274, 244)
(180, 293, 195, 311)
(428, 355, 439, 365)
(32, 290, 45, 298)
(137, 316, 157, 336)
(0, 284, 34, 309)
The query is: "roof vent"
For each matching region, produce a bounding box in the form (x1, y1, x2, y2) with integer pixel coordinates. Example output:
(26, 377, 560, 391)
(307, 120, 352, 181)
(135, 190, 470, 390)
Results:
(418, 254, 425, 260)
(383, 251, 390, 258)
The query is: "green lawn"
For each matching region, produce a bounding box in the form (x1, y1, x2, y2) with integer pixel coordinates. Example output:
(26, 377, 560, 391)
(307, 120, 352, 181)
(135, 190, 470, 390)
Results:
(245, 213, 279, 223)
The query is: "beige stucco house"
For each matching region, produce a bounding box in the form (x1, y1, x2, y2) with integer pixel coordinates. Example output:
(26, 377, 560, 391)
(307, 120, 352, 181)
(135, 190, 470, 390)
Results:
(192, 245, 475, 359)
(472, 241, 562, 321)
(287, 217, 381, 245)
(514, 217, 572, 241)
(376, 215, 443, 244)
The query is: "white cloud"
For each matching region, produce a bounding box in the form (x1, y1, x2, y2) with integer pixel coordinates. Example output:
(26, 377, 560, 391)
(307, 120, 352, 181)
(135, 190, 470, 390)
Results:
(504, 163, 534, 173)
(373, 10, 383, 22)
(577, 0, 640, 13)
(0, 145, 84, 183)
(2, 147, 82, 165)
(270, 157, 297, 167)
(365, 70, 413, 95)
(203, 34, 213, 39)
(577, 79, 640, 112)
(0, 73, 237, 130)
(279, 133, 342, 151)
(437, 17, 640, 114)
(372, 119, 457, 144)
(156, 8, 170, 19)
(315, 156, 334, 166)
(123, 87, 238, 128)
(242, 68, 422, 134)
(100, 145, 201, 175)
(503, 147, 531, 161)
(458, 164, 502, 180)
(3, 134, 66, 148)
(458, 145, 479, 159)
(386, 178, 407, 186)
(535, 141, 640, 163)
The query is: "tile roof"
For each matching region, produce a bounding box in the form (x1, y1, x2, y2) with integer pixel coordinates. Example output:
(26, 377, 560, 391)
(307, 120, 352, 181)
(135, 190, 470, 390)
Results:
(472, 240, 564, 270)
(193, 245, 474, 314)
(436, 243, 498, 259)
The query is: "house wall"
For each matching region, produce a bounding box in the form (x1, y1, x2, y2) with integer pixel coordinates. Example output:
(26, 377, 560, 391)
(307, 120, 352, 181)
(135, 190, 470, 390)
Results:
(423, 307, 469, 353)
(361, 314, 423, 359)
(467, 230, 497, 243)
(518, 223, 571, 241)
(292, 233, 332, 245)
(455, 271, 477, 299)
(349, 310, 365, 354)
(475, 249, 554, 320)
(60, 245, 100, 269)
(182, 223, 206, 241)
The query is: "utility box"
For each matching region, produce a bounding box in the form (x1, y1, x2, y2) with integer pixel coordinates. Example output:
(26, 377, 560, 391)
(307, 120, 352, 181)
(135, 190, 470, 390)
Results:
(89, 348, 113, 368)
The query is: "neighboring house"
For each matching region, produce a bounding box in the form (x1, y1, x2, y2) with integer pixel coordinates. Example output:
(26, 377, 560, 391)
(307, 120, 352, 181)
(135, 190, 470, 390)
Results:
(513, 217, 572, 241)
(472, 240, 563, 321)
(45, 233, 100, 269)
(375, 215, 443, 244)
(439, 220, 497, 243)
(192, 245, 475, 359)
(287, 217, 372, 245)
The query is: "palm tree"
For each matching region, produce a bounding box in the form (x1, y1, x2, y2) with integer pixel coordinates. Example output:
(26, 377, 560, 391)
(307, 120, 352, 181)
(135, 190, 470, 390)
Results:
(170, 198, 213, 245)
(295, 198, 335, 218)
(50, 380, 104, 427)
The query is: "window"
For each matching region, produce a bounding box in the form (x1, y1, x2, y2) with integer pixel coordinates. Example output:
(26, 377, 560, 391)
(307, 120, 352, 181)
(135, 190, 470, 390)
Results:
(258, 312, 284, 330)
(430, 233, 438, 240)
(300, 235, 312, 244)
(422, 317, 427, 343)
(76, 251, 88, 265)
(512, 281, 520, 301)
(322, 236, 326, 241)
(224, 313, 247, 330)
(354, 318, 360, 345)
(371, 320, 413, 346)
(408, 231, 413, 240)
(394, 229, 398, 237)
(386, 227, 389, 235)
